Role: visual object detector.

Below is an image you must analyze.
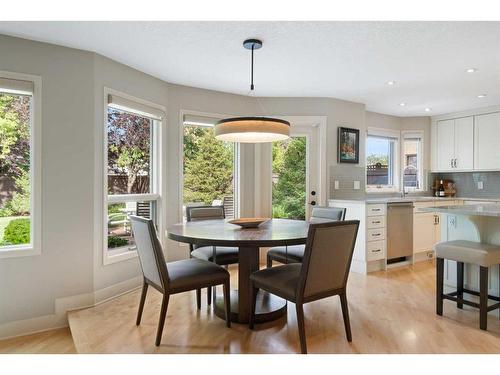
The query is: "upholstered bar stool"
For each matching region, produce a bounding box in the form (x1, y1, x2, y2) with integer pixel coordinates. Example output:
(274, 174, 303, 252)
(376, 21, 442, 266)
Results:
(434, 240, 500, 330)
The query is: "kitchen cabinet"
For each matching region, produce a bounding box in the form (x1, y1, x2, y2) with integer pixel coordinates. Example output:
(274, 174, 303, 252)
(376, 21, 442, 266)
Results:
(474, 112, 500, 170)
(434, 116, 474, 171)
(413, 212, 440, 254)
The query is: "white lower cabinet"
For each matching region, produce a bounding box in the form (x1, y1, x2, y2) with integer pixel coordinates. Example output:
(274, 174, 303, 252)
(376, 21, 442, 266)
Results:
(367, 240, 385, 261)
(413, 212, 440, 254)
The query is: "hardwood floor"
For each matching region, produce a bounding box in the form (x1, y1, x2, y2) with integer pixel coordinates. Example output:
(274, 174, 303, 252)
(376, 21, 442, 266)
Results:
(0, 328, 76, 354)
(2, 260, 500, 354)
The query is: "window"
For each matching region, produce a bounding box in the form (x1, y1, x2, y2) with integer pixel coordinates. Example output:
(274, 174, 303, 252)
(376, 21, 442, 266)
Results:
(402, 132, 423, 191)
(182, 114, 238, 220)
(366, 129, 399, 192)
(104, 92, 163, 263)
(0, 74, 40, 258)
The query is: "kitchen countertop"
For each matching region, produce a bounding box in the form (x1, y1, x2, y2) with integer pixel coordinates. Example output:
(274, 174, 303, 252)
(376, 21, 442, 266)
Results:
(419, 203, 500, 217)
(329, 196, 500, 204)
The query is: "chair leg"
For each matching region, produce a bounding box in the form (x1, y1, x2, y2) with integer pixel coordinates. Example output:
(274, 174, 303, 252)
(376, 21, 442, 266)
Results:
(339, 291, 352, 342)
(136, 283, 148, 326)
(295, 303, 307, 354)
(457, 261, 464, 309)
(196, 289, 201, 310)
(223, 281, 231, 328)
(207, 286, 212, 306)
(249, 285, 259, 329)
(266, 254, 272, 268)
(155, 294, 169, 347)
(436, 257, 444, 316)
(498, 264, 500, 320)
(480, 266, 488, 330)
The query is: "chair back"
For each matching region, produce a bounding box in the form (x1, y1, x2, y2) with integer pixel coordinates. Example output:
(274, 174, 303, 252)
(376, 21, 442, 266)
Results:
(186, 205, 225, 251)
(311, 206, 346, 221)
(298, 220, 359, 301)
(130, 215, 169, 291)
(186, 205, 225, 222)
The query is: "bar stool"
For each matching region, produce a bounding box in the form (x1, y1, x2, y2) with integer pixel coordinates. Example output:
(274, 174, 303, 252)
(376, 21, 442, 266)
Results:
(434, 240, 500, 330)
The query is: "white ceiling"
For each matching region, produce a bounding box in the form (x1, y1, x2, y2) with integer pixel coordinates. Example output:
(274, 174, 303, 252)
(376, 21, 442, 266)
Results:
(1, 21, 500, 116)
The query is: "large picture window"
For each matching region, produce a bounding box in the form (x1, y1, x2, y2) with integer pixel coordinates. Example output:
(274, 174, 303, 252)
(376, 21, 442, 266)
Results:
(0, 74, 40, 257)
(104, 92, 163, 263)
(366, 129, 399, 192)
(182, 114, 238, 220)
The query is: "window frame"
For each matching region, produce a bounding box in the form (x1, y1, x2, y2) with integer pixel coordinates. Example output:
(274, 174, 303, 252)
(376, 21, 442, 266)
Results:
(102, 88, 164, 266)
(365, 127, 400, 193)
(401, 130, 425, 192)
(0, 71, 42, 259)
(179, 110, 241, 223)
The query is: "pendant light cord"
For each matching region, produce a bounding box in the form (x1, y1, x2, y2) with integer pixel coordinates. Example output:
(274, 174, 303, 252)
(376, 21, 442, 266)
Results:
(250, 44, 255, 91)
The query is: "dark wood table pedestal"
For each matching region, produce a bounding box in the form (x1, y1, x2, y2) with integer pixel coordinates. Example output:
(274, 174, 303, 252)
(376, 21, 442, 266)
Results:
(213, 246, 287, 323)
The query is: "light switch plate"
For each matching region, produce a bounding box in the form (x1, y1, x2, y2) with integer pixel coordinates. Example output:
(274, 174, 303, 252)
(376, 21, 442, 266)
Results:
(478, 181, 484, 190)
(353, 180, 360, 190)
(334, 180, 340, 190)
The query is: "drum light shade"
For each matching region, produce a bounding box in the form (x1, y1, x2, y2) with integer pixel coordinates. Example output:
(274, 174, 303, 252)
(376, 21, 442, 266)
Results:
(214, 117, 290, 143)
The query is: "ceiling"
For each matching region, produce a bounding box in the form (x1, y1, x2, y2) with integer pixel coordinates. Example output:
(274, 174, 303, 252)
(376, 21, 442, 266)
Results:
(1, 21, 500, 116)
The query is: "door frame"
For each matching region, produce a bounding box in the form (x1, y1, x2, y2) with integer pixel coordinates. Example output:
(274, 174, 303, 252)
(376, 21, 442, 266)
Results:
(254, 115, 327, 218)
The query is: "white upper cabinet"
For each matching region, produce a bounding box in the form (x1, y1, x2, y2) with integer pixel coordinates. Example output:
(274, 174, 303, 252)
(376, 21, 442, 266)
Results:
(434, 116, 474, 171)
(454, 117, 474, 170)
(436, 119, 455, 170)
(474, 112, 500, 170)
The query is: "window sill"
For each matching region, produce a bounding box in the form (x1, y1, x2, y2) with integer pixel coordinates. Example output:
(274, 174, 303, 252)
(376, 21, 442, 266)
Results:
(0, 245, 40, 259)
(103, 248, 138, 265)
(366, 188, 399, 194)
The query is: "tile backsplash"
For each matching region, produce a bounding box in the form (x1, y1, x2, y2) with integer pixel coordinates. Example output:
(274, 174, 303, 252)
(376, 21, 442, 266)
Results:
(431, 172, 500, 198)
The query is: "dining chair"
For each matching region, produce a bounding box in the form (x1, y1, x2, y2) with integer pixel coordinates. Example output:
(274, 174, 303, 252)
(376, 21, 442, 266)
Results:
(266, 206, 347, 267)
(130, 215, 231, 347)
(249, 220, 360, 354)
(186, 205, 239, 305)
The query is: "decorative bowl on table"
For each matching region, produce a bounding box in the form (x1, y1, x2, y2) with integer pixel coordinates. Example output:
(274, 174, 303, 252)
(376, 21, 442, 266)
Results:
(228, 218, 270, 229)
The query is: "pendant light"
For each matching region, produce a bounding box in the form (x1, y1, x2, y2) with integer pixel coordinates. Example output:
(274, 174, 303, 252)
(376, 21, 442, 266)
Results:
(214, 39, 290, 143)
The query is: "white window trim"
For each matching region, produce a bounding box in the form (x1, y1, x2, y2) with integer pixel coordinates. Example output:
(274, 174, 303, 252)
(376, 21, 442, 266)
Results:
(365, 127, 401, 193)
(102, 88, 165, 266)
(401, 130, 425, 192)
(0, 71, 42, 259)
(179, 109, 241, 222)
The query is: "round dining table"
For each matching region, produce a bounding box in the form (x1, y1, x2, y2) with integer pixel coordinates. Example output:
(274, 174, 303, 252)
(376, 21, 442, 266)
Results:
(166, 218, 311, 324)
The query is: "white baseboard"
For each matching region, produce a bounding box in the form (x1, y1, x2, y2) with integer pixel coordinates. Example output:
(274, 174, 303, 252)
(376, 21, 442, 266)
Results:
(0, 276, 143, 341)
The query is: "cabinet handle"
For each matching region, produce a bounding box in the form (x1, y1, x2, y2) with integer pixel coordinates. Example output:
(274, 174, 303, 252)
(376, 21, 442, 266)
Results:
(372, 221, 381, 224)
(372, 233, 381, 237)
(372, 249, 381, 253)
(372, 208, 381, 211)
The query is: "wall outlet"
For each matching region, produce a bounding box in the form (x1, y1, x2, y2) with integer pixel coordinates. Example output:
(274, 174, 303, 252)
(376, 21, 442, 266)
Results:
(449, 215, 457, 228)
(477, 181, 484, 190)
(334, 180, 340, 190)
(353, 180, 360, 190)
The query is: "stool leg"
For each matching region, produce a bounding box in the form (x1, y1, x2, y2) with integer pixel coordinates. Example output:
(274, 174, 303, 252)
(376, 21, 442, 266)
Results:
(436, 258, 444, 316)
(457, 262, 464, 309)
(479, 266, 488, 330)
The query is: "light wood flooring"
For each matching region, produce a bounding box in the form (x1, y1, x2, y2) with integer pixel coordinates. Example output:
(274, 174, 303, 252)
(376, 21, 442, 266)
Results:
(2, 260, 500, 354)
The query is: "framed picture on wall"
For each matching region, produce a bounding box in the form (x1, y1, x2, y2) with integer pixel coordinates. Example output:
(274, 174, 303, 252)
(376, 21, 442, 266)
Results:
(337, 127, 360, 164)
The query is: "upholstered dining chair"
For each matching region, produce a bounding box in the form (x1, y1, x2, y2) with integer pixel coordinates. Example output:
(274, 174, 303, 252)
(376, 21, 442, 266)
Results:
(266, 206, 347, 267)
(130, 215, 231, 347)
(186, 205, 239, 305)
(249, 220, 360, 354)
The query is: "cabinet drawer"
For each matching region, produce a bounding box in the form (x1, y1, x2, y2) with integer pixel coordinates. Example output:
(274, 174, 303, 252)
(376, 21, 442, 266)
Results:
(367, 204, 386, 216)
(367, 240, 385, 261)
(367, 228, 385, 241)
(367, 215, 385, 229)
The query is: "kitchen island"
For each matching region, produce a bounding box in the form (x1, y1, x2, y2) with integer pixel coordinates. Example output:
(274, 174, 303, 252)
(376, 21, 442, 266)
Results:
(420, 204, 500, 297)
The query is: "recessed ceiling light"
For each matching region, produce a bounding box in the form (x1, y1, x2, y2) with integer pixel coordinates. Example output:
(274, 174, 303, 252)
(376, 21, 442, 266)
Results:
(425, 108, 431, 112)
(387, 80, 396, 85)
(477, 94, 487, 98)
(466, 68, 478, 73)
(399, 102, 406, 106)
